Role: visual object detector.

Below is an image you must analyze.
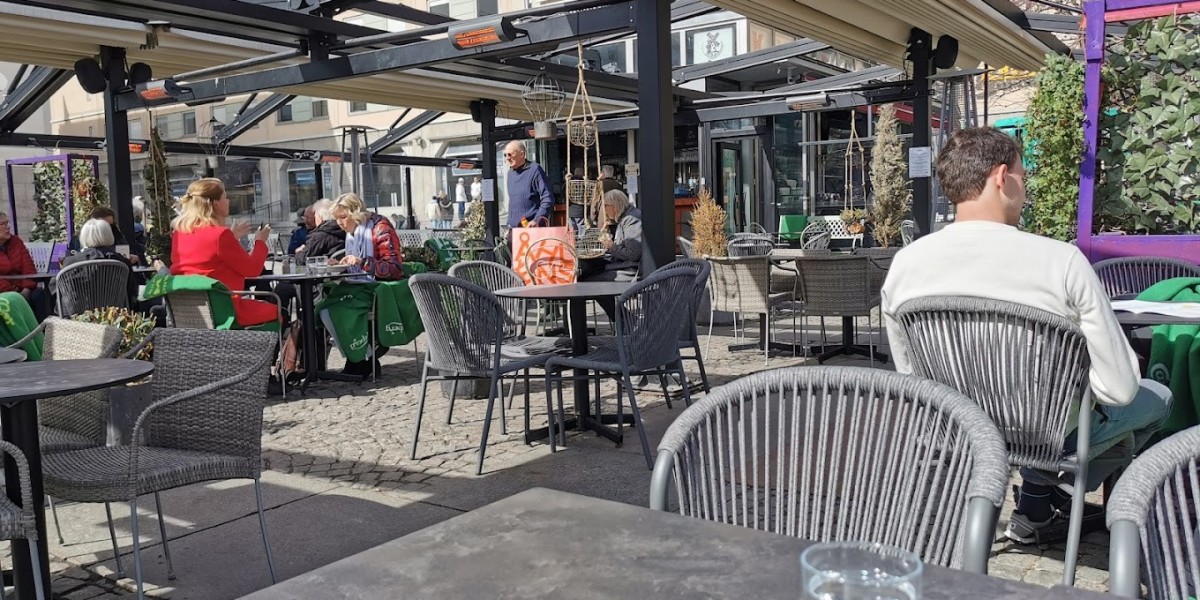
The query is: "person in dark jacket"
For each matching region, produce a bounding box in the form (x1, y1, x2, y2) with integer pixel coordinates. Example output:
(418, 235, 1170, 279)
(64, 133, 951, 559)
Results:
(580, 189, 642, 320)
(288, 205, 315, 254)
(301, 198, 346, 258)
(60, 218, 138, 307)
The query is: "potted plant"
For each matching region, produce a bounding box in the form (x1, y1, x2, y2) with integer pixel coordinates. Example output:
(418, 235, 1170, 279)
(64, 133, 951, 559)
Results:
(691, 187, 728, 257)
(840, 208, 869, 235)
(72, 307, 155, 444)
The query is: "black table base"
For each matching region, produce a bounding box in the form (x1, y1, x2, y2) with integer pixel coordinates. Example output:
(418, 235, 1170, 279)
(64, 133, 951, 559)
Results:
(726, 314, 888, 364)
(1, 402, 48, 600)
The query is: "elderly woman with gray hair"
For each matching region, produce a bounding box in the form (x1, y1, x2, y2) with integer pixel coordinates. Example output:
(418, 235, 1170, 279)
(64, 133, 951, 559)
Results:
(580, 189, 642, 320)
(60, 218, 139, 305)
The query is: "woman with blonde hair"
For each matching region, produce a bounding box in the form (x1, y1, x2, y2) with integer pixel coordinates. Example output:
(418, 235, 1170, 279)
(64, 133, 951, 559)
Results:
(331, 192, 404, 281)
(170, 177, 277, 326)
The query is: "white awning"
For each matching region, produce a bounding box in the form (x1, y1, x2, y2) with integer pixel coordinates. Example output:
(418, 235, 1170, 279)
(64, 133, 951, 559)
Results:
(705, 0, 1053, 71)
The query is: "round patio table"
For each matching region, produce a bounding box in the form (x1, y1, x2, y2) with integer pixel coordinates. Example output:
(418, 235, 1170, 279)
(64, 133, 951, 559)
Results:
(248, 271, 358, 388)
(0, 358, 154, 600)
(0, 348, 26, 364)
(495, 282, 631, 444)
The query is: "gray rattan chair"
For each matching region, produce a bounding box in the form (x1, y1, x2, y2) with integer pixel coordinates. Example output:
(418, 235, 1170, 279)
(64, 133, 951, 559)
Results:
(544, 268, 697, 468)
(7, 319, 123, 549)
(727, 237, 775, 257)
(893, 296, 1127, 586)
(792, 254, 885, 364)
(0, 440, 46, 600)
(649, 366, 1009, 574)
(677, 236, 695, 258)
(705, 255, 794, 364)
(800, 221, 831, 250)
(660, 259, 712, 393)
(448, 260, 526, 339)
(54, 259, 130, 317)
(409, 274, 561, 475)
(1108, 424, 1200, 598)
(42, 328, 279, 600)
(900, 219, 916, 246)
(1093, 256, 1200, 299)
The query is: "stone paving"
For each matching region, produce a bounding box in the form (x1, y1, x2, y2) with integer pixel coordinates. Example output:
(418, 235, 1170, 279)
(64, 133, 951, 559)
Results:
(5, 314, 1115, 598)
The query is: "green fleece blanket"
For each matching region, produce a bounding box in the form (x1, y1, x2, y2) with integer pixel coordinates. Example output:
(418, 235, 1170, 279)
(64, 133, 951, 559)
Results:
(1139, 277, 1200, 436)
(142, 274, 240, 330)
(317, 264, 426, 362)
(0, 292, 42, 360)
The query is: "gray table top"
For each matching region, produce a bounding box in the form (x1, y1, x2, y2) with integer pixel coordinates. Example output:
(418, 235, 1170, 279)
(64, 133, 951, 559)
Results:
(0, 272, 56, 281)
(248, 271, 355, 284)
(0, 347, 25, 364)
(239, 488, 1110, 600)
(494, 282, 631, 301)
(0, 359, 153, 404)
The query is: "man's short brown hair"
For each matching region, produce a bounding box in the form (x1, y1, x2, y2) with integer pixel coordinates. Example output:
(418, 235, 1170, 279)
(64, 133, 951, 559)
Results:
(89, 205, 116, 220)
(935, 127, 1022, 204)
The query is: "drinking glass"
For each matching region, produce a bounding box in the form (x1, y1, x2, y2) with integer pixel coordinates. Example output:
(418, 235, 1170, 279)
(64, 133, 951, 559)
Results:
(801, 542, 922, 600)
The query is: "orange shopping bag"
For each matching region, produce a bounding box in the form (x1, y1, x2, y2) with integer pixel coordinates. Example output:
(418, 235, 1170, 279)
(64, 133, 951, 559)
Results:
(511, 225, 576, 285)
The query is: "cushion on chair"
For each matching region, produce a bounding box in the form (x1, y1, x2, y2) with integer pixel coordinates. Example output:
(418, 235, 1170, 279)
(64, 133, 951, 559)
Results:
(42, 446, 259, 503)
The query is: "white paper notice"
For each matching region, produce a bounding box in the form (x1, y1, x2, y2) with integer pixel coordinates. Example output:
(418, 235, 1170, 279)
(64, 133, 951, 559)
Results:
(482, 179, 496, 202)
(909, 147, 932, 178)
(627, 175, 639, 195)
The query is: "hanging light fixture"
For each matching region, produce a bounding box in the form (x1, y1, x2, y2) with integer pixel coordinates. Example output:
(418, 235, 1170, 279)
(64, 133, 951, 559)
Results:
(521, 71, 565, 141)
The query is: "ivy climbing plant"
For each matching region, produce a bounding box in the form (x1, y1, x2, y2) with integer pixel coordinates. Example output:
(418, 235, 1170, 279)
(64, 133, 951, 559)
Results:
(30, 161, 66, 242)
(143, 126, 174, 262)
(1098, 13, 1200, 234)
(71, 159, 108, 237)
(1025, 54, 1084, 242)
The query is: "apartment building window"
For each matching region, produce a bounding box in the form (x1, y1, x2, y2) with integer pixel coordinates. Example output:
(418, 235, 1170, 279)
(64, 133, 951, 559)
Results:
(428, 0, 449, 17)
(155, 111, 197, 140)
(593, 41, 628, 74)
(128, 119, 144, 140)
(350, 101, 368, 113)
(477, 0, 497, 16)
(349, 101, 392, 113)
(427, 0, 494, 18)
(345, 14, 405, 32)
(278, 97, 329, 124)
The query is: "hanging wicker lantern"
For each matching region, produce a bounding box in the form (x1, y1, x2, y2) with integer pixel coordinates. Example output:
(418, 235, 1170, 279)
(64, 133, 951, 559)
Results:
(521, 72, 565, 140)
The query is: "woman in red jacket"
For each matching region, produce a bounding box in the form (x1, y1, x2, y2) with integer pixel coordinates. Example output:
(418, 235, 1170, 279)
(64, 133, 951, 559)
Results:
(170, 178, 276, 326)
(0, 211, 46, 319)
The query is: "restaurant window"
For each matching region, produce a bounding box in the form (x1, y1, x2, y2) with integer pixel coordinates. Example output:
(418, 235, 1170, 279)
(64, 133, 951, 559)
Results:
(593, 42, 628, 74)
(686, 25, 736, 65)
(287, 163, 320, 214)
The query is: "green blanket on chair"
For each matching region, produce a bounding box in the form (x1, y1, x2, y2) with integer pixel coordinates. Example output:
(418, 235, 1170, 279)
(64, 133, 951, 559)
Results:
(1138, 277, 1200, 436)
(317, 264, 427, 363)
(142, 274, 241, 330)
(0, 292, 42, 360)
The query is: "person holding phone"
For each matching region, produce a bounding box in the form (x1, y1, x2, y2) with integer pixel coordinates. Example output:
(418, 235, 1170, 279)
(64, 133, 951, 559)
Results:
(170, 178, 278, 327)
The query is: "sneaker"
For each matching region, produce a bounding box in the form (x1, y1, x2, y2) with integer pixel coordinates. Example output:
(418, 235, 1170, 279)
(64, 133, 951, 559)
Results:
(1004, 503, 1106, 545)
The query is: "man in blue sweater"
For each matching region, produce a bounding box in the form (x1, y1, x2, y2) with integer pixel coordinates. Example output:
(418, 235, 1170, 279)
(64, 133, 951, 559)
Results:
(504, 140, 555, 231)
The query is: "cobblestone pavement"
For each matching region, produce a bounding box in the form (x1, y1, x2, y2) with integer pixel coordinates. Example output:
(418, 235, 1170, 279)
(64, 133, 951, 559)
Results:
(12, 314, 1114, 598)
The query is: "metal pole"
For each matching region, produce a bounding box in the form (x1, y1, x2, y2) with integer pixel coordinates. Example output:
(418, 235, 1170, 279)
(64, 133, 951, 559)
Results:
(175, 50, 306, 83)
(907, 29, 933, 237)
(1076, 0, 1105, 261)
(475, 100, 501, 243)
(636, 0, 674, 272)
(350, 127, 362, 196)
(103, 46, 135, 250)
(404, 166, 415, 228)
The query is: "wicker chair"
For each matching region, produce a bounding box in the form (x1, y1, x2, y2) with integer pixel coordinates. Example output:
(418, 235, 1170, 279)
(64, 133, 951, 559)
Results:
(42, 328, 280, 600)
(1092, 256, 1200, 299)
(705, 256, 794, 364)
(892, 296, 1130, 586)
(800, 222, 831, 250)
(54, 259, 131, 317)
(1107, 424, 1200, 598)
(677, 237, 695, 258)
(660, 259, 712, 393)
(544, 268, 697, 469)
(649, 366, 1010, 574)
(0, 440, 47, 600)
(409, 274, 561, 475)
(791, 254, 886, 364)
(727, 238, 775, 257)
(448, 260, 526, 339)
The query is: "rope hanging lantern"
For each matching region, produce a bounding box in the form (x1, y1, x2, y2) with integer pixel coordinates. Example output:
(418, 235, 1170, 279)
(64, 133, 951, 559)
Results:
(564, 44, 607, 251)
(521, 71, 566, 141)
(843, 109, 868, 211)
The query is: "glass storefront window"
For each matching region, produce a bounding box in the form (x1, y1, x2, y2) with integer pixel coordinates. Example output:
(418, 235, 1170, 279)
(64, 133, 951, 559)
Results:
(772, 115, 808, 216)
(287, 163, 319, 214)
(593, 42, 628, 74)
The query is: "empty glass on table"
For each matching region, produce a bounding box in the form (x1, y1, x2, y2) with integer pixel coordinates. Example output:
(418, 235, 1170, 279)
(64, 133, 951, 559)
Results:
(801, 542, 923, 600)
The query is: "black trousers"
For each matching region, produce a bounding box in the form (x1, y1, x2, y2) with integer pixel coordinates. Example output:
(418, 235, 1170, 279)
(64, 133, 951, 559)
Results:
(580, 260, 622, 321)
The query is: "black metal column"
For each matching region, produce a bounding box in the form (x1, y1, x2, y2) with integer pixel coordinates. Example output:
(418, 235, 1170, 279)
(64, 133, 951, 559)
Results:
(473, 100, 500, 243)
(404, 167, 415, 228)
(907, 29, 933, 237)
(636, 0, 672, 272)
(102, 46, 135, 240)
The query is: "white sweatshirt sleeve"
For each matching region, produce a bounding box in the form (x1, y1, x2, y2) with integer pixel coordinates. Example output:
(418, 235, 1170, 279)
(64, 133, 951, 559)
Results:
(880, 266, 913, 375)
(1065, 251, 1141, 406)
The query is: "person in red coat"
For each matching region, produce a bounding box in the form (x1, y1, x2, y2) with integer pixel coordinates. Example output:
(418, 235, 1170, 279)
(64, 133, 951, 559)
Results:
(170, 178, 276, 326)
(0, 211, 48, 320)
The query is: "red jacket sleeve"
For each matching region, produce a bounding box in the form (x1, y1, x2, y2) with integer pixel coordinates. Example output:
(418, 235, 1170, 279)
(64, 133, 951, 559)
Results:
(7, 237, 36, 291)
(217, 229, 268, 278)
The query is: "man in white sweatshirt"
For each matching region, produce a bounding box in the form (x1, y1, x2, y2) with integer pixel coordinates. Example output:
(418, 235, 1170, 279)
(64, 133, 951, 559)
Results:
(881, 127, 1171, 544)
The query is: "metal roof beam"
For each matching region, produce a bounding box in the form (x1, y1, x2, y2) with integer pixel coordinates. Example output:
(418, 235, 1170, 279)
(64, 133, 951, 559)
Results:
(976, 0, 1072, 55)
(368, 110, 444, 156)
(672, 38, 830, 83)
(534, 0, 720, 60)
(767, 64, 901, 95)
(311, 0, 454, 25)
(1021, 11, 1125, 35)
(0, 67, 72, 134)
(14, 0, 377, 47)
(115, 1, 639, 111)
(213, 93, 296, 145)
(0, 132, 454, 167)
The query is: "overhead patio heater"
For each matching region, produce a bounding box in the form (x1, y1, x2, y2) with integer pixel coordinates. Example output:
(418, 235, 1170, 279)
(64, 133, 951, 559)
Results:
(521, 72, 565, 140)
